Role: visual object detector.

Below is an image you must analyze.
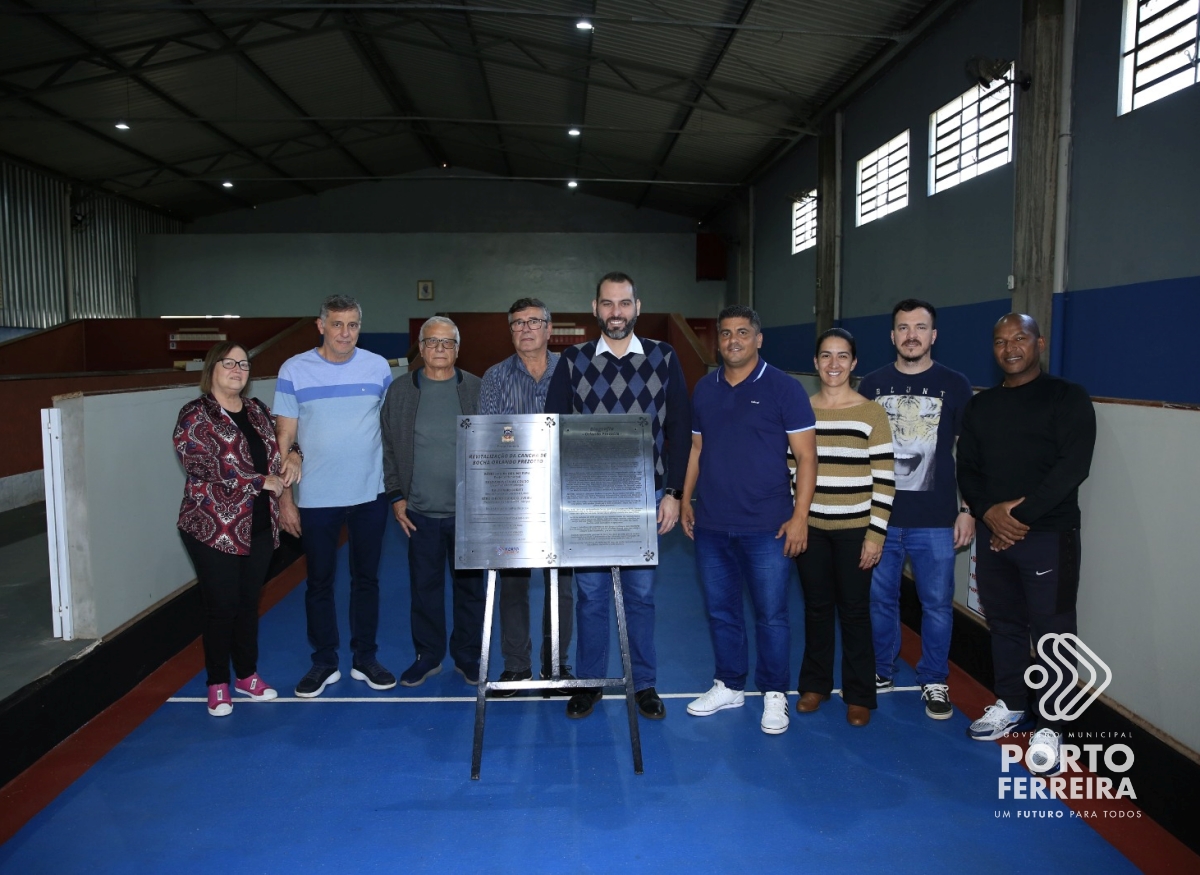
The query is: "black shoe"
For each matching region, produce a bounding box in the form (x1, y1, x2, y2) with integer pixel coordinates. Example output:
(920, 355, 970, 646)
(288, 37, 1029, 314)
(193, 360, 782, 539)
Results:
(350, 660, 396, 691)
(455, 662, 481, 686)
(635, 687, 666, 720)
(488, 668, 532, 698)
(399, 656, 442, 687)
(566, 687, 603, 719)
(922, 683, 954, 720)
(295, 665, 341, 698)
(540, 665, 576, 697)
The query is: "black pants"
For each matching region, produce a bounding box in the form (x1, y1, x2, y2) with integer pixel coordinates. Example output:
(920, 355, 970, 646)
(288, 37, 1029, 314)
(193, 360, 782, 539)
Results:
(407, 509, 485, 668)
(975, 522, 1081, 731)
(794, 526, 877, 708)
(499, 568, 574, 674)
(182, 529, 274, 686)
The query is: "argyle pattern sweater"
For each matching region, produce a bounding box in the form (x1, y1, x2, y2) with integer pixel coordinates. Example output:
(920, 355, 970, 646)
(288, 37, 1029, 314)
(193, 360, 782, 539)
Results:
(545, 336, 691, 492)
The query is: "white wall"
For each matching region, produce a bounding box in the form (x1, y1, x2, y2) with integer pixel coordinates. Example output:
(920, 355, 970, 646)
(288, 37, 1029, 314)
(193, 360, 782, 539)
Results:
(1073, 402, 1199, 751)
(57, 384, 205, 639)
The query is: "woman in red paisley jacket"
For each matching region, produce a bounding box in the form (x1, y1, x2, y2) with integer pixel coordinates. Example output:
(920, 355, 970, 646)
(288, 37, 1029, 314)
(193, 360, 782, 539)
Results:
(174, 340, 300, 717)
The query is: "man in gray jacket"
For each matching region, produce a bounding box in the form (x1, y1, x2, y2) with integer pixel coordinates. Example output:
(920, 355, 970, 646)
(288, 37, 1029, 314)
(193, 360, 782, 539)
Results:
(381, 316, 484, 687)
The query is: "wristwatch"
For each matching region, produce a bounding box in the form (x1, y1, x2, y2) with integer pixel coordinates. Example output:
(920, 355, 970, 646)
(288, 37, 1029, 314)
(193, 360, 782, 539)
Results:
(663, 488, 682, 499)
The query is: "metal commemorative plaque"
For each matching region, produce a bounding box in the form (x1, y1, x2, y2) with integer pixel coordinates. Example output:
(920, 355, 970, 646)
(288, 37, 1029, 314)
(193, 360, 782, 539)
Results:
(456, 414, 559, 570)
(558, 414, 658, 568)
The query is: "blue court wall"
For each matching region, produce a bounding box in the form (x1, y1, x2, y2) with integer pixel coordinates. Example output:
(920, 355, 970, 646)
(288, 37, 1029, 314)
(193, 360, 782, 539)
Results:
(746, 0, 1200, 403)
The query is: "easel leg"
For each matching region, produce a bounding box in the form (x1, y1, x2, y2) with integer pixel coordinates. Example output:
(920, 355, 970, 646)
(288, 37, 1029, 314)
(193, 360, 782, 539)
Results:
(548, 568, 561, 680)
(471, 569, 498, 780)
(611, 567, 644, 775)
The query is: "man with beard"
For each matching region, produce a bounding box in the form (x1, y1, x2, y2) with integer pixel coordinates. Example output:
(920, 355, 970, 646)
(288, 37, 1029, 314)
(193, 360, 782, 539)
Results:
(856, 299, 973, 719)
(545, 271, 691, 721)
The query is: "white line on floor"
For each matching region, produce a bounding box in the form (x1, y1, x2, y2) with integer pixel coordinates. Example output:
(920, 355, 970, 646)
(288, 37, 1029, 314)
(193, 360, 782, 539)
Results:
(167, 686, 923, 704)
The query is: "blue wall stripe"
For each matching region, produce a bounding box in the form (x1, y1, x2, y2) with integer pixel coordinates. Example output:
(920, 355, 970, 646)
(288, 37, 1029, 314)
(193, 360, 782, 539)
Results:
(761, 323, 817, 372)
(764, 298, 1012, 388)
(358, 332, 410, 361)
(761, 275, 1200, 404)
(1063, 274, 1200, 405)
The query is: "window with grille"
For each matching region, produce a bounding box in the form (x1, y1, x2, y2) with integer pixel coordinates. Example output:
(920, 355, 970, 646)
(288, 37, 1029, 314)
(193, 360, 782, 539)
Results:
(856, 130, 909, 227)
(928, 67, 1015, 195)
(791, 190, 817, 253)
(1119, 0, 1200, 114)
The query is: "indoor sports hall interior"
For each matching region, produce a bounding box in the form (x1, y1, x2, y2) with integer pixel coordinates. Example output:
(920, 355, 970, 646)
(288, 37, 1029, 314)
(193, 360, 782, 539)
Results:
(0, 0, 1197, 872)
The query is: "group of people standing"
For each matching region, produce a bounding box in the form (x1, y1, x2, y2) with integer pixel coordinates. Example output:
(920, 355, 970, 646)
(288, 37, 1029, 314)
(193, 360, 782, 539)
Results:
(172, 278, 1095, 778)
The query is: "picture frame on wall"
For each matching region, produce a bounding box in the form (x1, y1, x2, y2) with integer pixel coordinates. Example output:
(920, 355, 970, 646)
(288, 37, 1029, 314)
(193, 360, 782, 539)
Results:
(417, 280, 435, 301)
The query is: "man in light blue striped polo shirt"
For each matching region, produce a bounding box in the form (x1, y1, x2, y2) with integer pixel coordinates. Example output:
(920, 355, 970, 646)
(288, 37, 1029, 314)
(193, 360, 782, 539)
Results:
(274, 295, 397, 698)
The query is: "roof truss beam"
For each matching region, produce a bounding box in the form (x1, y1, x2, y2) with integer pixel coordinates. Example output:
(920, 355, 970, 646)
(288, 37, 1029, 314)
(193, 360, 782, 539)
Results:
(0, 12, 814, 133)
(5, 0, 319, 197)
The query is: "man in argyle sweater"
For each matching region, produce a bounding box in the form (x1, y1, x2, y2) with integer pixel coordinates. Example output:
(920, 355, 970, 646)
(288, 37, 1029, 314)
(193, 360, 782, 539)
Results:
(545, 271, 691, 721)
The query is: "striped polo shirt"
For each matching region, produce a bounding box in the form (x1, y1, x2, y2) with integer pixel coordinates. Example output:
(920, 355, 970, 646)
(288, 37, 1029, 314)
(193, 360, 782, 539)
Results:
(273, 347, 393, 508)
(479, 350, 560, 415)
(809, 401, 896, 544)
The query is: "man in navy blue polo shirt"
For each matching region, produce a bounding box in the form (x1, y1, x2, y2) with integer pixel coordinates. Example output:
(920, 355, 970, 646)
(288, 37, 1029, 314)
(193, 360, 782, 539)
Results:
(681, 305, 817, 735)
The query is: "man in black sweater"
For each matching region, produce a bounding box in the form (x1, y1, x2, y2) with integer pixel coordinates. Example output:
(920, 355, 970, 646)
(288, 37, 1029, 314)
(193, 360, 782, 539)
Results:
(957, 313, 1096, 775)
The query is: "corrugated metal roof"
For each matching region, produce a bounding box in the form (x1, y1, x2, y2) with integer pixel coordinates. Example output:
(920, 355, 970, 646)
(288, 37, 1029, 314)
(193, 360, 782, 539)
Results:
(0, 0, 956, 218)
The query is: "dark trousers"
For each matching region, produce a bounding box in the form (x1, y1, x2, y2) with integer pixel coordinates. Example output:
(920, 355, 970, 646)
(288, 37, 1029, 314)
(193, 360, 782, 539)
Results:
(794, 526, 877, 708)
(299, 494, 388, 669)
(975, 522, 1081, 731)
(182, 528, 274, 687)
(407, 510, 485, 668)
(499, 569, 574, 674)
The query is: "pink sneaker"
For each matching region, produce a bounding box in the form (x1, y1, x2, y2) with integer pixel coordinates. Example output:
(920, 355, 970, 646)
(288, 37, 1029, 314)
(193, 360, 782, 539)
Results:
(234, 673, 278, 701)
(207, 683, 232, 717)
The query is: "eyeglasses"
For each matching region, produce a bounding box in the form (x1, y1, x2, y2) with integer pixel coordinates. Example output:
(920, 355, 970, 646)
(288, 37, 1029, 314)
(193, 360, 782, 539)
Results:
(420, 337, 458, 350)
(510, 317, 549, 332)
(218, 358, 251, 371)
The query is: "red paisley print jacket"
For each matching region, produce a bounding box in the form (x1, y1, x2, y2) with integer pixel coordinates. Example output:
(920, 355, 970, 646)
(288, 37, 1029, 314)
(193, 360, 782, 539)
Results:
(174, 393, 282, 554)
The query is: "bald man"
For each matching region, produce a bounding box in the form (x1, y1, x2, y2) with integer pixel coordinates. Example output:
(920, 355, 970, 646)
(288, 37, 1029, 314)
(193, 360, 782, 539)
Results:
(956, 314, 1096, 776)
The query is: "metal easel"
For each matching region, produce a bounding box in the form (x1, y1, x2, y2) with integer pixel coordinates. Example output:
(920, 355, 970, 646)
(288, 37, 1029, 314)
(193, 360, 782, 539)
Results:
(471, 565, 643, 779)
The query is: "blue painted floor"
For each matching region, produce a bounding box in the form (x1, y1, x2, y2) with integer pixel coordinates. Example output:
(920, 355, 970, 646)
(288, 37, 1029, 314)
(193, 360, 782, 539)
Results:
(0, 528, 1138, 874)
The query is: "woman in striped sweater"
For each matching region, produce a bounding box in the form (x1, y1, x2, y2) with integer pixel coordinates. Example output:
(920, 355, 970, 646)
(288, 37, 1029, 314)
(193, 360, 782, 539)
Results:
(795, 328, 895, 727)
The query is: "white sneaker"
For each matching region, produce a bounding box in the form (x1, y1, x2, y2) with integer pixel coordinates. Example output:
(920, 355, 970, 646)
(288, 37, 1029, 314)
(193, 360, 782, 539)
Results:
(1028, 728, 1062, 776)
(966, 699, 1031, 741)
(761, 691, 789, 735)
(687, 679, 745, 716)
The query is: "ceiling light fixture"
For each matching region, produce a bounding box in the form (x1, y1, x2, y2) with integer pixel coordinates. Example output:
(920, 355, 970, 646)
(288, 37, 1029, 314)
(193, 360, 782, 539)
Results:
(568, 128, 581, 136)
(114, 121, 130, 130)
(567, 180, 578, 188)
(576, 20, 593, 30)
(222, 181, 233, 188)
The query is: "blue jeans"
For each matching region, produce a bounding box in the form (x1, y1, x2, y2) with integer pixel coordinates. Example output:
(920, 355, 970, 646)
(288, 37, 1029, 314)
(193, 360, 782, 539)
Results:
(870, 526, 956, 686)
(407, 510, 485, 668)
(693, 527, 792, 694)
(299, 494, 388, 668)
(574, 564, 656, 692)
